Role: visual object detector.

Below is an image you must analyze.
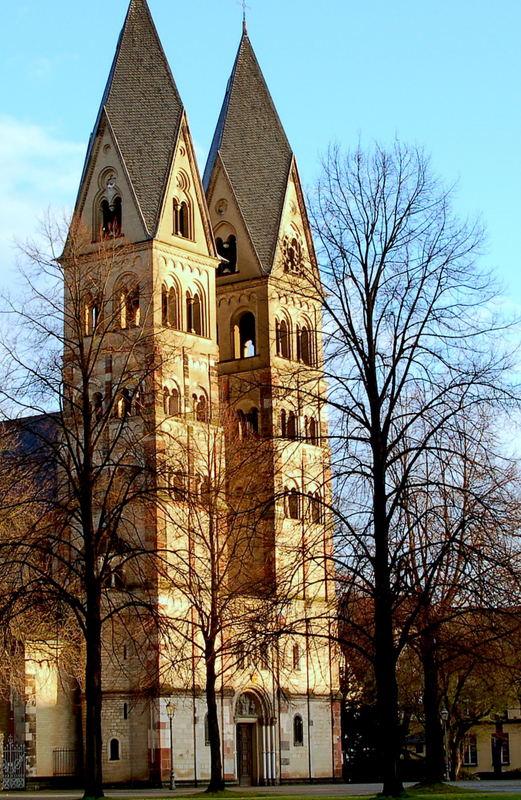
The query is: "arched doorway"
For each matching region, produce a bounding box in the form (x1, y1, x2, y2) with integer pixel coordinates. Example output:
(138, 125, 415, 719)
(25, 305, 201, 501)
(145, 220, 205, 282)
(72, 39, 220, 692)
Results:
(235, 692, 263, 786)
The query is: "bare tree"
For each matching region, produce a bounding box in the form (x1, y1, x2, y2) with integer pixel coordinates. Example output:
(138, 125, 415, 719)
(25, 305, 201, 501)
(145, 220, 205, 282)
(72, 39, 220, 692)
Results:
(308, 142, 518, 795)
(0, 217, 171, 798)
(156, 407, 286, 792)
(397, 415, 521, 784)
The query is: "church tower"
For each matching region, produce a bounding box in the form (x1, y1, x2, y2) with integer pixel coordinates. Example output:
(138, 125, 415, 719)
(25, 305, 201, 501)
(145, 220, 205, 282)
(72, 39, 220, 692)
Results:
(70, 0, 221, 785)
(39, 0, 340, 787)
(204, 25, 342, 783)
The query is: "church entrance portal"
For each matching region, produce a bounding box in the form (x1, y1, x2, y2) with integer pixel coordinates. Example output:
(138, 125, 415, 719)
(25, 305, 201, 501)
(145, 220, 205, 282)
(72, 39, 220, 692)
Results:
(237, 723, 254, 786)
(235, 692, 262, 786)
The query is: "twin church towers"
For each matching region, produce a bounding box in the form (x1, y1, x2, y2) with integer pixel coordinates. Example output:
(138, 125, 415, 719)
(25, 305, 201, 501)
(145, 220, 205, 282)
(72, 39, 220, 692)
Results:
(62, 0, 341, 786)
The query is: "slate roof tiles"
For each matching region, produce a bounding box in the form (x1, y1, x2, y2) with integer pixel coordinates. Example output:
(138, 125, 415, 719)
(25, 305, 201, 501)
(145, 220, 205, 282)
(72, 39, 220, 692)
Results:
(204, 30, 294, 274)
(81, 0, 184, 236)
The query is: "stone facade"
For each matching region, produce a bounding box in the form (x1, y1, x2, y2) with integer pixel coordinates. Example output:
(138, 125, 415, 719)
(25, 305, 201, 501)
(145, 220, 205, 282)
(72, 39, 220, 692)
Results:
(3, 0, 342, 786)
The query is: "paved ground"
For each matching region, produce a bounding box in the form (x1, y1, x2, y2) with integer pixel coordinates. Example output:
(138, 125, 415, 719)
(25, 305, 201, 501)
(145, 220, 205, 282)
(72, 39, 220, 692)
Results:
(1, 781, 521, 798)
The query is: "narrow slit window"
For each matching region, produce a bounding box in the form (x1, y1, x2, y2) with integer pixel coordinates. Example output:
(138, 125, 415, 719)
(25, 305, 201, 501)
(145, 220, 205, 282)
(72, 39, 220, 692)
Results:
(168, 287, 178, 328)
(276, 319, 291, 359)
(193, 293, 202, 336)
(161, 285, 168, 326)
(293, 715, 304, 746)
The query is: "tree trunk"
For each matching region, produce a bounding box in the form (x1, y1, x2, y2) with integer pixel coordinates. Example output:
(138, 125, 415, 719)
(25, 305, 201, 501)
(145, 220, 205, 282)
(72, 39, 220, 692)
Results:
(421, 635, 446, 784)
(373, 459, 404, 796)
(83, 603, 104, 798)
(449, 737, 460, 781)
(205, 645, 224, 792)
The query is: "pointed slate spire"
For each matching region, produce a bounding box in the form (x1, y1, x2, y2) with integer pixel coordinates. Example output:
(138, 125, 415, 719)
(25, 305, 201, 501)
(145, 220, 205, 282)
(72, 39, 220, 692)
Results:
(81, 0, 184, 235)
(204, 29, 293, 273)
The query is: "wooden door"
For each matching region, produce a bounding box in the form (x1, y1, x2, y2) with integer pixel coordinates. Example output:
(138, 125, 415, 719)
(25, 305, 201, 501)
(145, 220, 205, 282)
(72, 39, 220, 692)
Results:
(237, 723, 253, 786)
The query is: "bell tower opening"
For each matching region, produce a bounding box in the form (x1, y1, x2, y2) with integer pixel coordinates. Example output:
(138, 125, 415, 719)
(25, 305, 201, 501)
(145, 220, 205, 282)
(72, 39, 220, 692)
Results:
(233, 311, 256, 359)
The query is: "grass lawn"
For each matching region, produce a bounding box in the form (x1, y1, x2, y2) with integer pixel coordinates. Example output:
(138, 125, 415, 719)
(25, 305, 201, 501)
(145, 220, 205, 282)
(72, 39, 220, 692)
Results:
(114, 790, 521, 800)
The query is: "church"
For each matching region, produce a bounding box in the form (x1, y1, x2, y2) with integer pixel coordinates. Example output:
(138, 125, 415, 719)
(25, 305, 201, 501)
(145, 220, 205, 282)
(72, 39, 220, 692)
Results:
(3, 0, 341, 787)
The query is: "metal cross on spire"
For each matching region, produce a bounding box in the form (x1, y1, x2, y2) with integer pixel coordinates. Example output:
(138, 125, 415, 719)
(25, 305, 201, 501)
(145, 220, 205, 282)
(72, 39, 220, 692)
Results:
(237, 0, 251, 33)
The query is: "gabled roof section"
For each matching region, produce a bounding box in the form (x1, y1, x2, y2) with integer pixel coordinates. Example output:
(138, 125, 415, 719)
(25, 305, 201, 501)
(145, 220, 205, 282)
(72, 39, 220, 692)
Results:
(78, 0, 184, 235)
(203, 29, 293, 273)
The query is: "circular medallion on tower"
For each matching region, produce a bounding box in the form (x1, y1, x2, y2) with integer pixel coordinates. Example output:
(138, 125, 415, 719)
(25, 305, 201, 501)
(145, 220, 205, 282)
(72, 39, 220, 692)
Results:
(215, 199, 228, 216)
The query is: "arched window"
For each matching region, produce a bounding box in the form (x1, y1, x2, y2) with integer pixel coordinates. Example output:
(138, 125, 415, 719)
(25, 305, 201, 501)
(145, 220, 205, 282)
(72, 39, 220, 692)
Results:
(285, 488, 300, 520)
(200, 474, 212, 503)
(216, 235, 237, 275)
(309, 417, 318, 446)
(109, 738, 120, 761)
(293, 715, 304, 747)
(276, 319, 291, 359)
(120, 285, 140, 329)
(237, 409, 247, 439)
(134, 385, 144, 416)
(101, 197, 122, 239)
(161, 285, 168, 327)
(168, 287, 179, 328)
(162, 285, 179, 329)
(297, 325, 313, 365)
(287, 411, 298, 440)
(193, 294, 202, 336)
(173, 199, 191, 238)
(163, 386, 181, 417)
(238, 407, 259, 438)
(196, 394, 208, 423)
(292, 644, 301, 670)
(310, 492, 322, 524)
(246, 408, 259, 434)
(171, 471, 186, 500)
(234, 311, 256, 359)
(179, 201, 189, 238)
(84, 294, 101, 336)
(121, 388, 132, 417)
(186, 292, 204, 336)
(281, 409, 287, 438)
(169, 387, 181, 416)
(92, 392, 103, 421)
(114, 389, 132, 419)
(186, 293, 193, 333)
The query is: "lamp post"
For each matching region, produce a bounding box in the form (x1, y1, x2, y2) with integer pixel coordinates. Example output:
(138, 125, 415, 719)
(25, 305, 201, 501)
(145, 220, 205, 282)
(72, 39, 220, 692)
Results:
(166, 700, 176, 790)
(440, 708, 449, 782)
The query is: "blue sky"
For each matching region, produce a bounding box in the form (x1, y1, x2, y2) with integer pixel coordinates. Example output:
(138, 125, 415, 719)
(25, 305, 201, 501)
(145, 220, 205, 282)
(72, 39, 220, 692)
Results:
(1, 0, 520, 308)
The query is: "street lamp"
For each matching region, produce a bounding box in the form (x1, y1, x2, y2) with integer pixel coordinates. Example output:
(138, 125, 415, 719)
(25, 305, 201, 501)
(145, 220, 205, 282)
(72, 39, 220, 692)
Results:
(440, 708, 449, 782)
(166, 700, 176, 790)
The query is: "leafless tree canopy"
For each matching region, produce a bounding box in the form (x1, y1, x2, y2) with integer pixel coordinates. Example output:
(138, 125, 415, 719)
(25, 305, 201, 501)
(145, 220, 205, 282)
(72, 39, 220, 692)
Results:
(307, 142, 520, 794)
